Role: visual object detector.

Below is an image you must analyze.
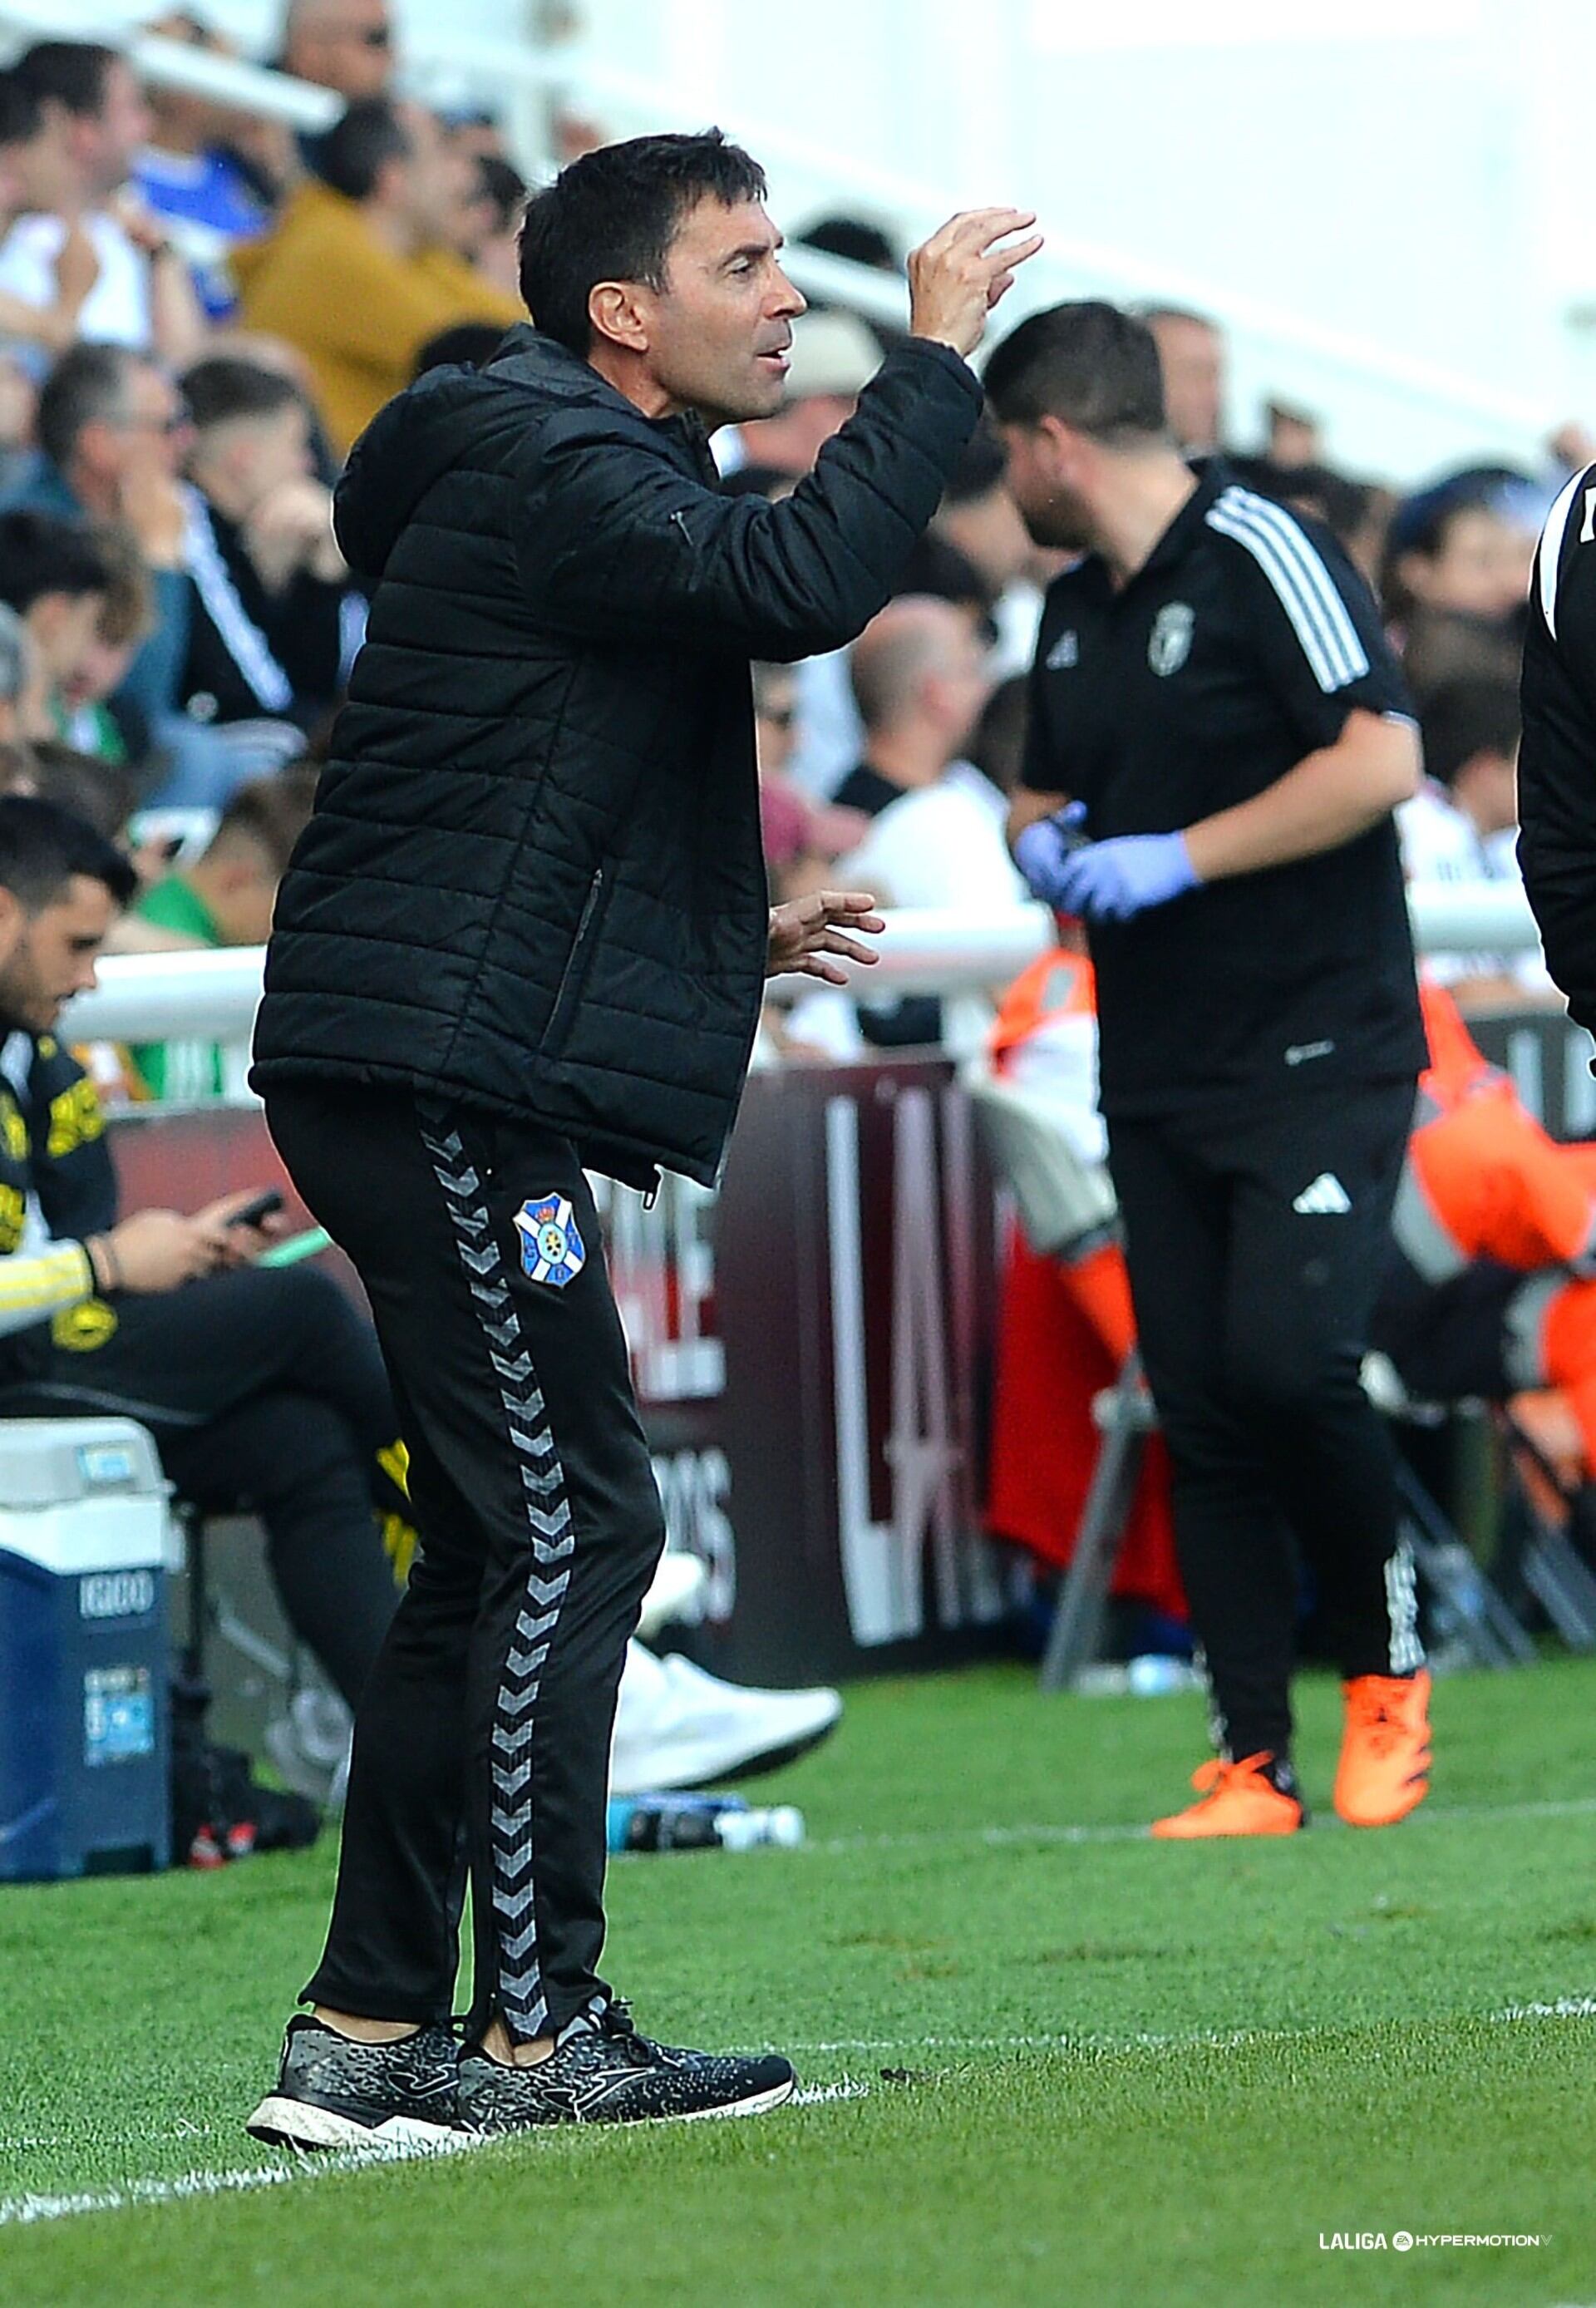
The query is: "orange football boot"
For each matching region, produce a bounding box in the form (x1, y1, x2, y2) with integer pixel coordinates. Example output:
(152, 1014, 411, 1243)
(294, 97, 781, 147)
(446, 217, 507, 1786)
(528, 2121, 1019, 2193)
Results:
(1151, 1752, 1304, 1839)
(1333, 1669, 1432, 1827)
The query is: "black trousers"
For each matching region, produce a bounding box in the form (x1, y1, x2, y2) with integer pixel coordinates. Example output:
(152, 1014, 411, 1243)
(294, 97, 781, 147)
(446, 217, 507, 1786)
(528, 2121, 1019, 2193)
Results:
(0, 1262, 403, 1708)
(1106, 1080, 1421, 1761)
(265, 1081, 666, 2044)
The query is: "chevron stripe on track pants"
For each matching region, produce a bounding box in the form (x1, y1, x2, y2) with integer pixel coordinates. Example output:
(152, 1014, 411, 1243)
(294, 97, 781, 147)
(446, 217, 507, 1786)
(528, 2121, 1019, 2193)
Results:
(264, 1080, 666, 2044)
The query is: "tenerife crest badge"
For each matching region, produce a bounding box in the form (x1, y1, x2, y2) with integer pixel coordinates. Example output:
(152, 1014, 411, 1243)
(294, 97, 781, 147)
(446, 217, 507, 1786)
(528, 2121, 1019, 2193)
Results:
(514, 1194, 586, 1289)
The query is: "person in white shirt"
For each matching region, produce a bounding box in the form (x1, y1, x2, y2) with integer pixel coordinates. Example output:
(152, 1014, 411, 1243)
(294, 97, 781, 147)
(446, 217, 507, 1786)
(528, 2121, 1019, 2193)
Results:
(0, 43, 205, 367)
(839, 660, 1035, 1059)
(1398, 673, 1557, 1005)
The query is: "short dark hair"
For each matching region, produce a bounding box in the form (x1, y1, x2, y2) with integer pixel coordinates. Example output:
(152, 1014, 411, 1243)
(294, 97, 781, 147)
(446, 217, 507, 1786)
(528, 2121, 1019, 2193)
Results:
(0, 793, 136, 911)
(894, 531, 995, 616)
(983, 301, 1167, 442)
(182, 355, 303, 432)
(966, 674, 1030, 798)
(1418, 677, 1521, 787)
(797, 214, 899, 272)
(13, 41, 118, 118)
(941, 422, 1008, 509)
(0, 70, 44, 150)
(518, 129, 766, 354)
(0, 511, 111, 614)
(411, 322, 505, 379)
(209, 766, 319, 876)
(307, 97, 411, 204)
(475, 152, 525, 233)
(37, 342, 138, 471)
(26, 742, 134, 845)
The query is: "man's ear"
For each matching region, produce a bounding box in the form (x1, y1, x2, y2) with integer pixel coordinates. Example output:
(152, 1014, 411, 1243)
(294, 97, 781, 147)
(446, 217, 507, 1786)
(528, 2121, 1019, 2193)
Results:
(588, 280, 651, 357)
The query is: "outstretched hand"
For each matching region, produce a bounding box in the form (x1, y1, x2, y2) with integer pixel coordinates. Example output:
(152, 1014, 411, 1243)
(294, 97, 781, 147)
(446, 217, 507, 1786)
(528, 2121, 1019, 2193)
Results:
(907, 208, 1045, 359)
(766, 890, 886, 985)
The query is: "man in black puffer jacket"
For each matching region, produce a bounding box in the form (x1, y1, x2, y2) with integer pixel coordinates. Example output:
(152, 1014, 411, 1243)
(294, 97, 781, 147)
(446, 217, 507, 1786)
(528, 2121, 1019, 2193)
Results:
(245, 130, 1040, 2150)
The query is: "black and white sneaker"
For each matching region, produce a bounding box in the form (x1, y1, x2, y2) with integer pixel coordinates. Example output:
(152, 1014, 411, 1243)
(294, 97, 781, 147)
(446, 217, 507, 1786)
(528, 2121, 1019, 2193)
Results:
(456, 2000, 795, 2130)
(246, 2015, 462, 2151)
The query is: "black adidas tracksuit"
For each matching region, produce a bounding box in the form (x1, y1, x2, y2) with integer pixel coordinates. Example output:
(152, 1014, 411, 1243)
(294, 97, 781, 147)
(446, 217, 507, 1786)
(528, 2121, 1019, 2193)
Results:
(254, 327, 984, 2039)
(1023, 462, 1427, 1761)
(1520, 460, 1596, 1032)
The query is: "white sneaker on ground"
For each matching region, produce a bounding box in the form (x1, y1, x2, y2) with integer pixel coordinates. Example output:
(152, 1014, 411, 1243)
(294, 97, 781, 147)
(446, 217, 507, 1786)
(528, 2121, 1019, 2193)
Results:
(611, 1644, 841, 1797)
(635, 1549, 710, 1641)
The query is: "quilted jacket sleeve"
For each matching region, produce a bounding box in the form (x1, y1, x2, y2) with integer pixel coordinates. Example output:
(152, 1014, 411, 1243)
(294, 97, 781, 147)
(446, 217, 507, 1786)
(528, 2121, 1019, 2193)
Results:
(510, 339, 983, 662)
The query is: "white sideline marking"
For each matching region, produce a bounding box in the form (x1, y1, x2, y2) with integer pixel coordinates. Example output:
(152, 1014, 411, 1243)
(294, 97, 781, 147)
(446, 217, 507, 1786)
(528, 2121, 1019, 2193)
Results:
(786, 1995, 1596, 2060)
(1495, 1995, 1596, 2021)
(5, 1786, 1594, 2231)
(0, 2084, 867, 2229)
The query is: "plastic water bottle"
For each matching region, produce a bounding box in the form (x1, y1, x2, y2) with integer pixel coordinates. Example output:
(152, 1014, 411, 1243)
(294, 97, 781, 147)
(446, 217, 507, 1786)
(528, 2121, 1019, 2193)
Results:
(1126, 1654, 1204, 1696)
(1073, 1657, 1201, 1698)
(714, 1805, 805, 1851)
(606, 1793, 805, 1852)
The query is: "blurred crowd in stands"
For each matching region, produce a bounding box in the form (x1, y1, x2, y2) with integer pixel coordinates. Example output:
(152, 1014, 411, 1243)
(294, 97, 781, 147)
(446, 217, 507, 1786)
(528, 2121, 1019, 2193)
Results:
(0, 7, 1589, 1801)
(0, 6, 1575, 1109)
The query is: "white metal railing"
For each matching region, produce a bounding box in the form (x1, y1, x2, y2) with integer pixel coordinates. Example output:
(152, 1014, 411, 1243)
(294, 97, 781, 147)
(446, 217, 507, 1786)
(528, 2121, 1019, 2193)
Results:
(60, 883, 1546, 1045)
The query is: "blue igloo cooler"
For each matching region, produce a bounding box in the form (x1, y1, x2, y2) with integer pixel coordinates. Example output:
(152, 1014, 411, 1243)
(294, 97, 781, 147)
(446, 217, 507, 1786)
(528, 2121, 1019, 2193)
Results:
(0, 1418, 171, 1880)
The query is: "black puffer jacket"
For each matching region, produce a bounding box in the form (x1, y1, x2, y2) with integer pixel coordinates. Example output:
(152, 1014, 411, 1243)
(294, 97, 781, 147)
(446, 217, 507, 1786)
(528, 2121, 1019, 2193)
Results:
(251, 326, 982, 1186)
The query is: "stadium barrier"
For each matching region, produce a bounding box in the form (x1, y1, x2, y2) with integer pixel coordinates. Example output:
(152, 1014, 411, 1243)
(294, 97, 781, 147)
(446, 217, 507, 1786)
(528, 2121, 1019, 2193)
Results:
(58, 881, 1549, 1045)
(84, 887, 1588, 1689)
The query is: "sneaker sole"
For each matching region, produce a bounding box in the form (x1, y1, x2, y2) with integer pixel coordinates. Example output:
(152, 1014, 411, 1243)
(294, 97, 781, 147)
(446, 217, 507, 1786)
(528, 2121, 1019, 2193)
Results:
(244, 2095, 464, 2153)
(461, 2072, 798, 2133)
(1334, 1782, 1431, 1828)
(610, 1712, 840, 1798)
(667, 2074, 796, 2123)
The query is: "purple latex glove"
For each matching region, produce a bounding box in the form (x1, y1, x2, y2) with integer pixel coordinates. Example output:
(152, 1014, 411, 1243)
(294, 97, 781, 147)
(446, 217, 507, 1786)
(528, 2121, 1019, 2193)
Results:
(1046, 830, 1200, 923)
(1013, 801, 1091, 906)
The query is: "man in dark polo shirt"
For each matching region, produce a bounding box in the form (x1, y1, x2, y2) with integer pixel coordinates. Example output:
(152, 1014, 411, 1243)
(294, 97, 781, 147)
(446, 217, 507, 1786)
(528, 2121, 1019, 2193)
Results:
(987, 301, 1431, 1838)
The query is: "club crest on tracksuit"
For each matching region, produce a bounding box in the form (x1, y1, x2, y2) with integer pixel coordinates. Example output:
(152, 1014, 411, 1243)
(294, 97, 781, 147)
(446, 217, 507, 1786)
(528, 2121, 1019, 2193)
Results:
(514, 1195, 585, 1287)
(1148, 601, 1195, 677)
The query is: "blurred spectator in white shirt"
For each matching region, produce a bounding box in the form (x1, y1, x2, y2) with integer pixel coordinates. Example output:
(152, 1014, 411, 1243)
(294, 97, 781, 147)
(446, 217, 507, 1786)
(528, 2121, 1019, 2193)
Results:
(0, 43, 206, 368)
(1398, 673, 1555, 1007)
(835, 594, 992, 820)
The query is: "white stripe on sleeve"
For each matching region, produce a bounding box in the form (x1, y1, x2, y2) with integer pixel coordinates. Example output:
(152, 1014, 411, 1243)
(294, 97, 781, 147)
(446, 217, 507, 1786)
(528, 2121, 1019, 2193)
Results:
(1535, 466, 1584, 642)
(1206, 485, 1371, 692)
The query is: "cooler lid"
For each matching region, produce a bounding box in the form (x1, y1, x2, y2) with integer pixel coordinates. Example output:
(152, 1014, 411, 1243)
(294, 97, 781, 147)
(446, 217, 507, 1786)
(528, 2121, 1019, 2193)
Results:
(0, 1418, 167, 1507)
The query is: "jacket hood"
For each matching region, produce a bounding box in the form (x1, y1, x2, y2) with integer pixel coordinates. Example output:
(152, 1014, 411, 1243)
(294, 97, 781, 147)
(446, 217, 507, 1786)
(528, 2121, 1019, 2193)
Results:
(332, 326, 714, 585)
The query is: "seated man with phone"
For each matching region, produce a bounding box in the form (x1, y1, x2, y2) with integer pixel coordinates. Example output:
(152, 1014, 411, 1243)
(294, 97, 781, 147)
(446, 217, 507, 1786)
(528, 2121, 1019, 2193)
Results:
(0, 796, 406, 1713)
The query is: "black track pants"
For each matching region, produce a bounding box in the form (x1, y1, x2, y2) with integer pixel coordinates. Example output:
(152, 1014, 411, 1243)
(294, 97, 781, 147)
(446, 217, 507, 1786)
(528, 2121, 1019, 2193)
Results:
(265, 1081, 666, 2043)
(1106, 1081, 1422, 1761)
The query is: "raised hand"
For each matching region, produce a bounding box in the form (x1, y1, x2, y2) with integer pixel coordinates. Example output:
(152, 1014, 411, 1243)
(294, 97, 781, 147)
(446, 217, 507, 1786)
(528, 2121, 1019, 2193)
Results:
(907, 208, 1045, 359)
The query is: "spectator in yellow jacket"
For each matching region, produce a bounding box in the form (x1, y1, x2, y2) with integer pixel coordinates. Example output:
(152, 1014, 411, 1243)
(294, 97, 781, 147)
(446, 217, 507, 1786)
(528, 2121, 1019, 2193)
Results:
(234, 98, 519, 456)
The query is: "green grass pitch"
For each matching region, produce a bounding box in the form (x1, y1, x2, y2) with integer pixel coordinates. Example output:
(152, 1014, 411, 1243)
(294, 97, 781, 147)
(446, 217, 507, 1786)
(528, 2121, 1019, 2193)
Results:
(4, 1658, 1596, 2306)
